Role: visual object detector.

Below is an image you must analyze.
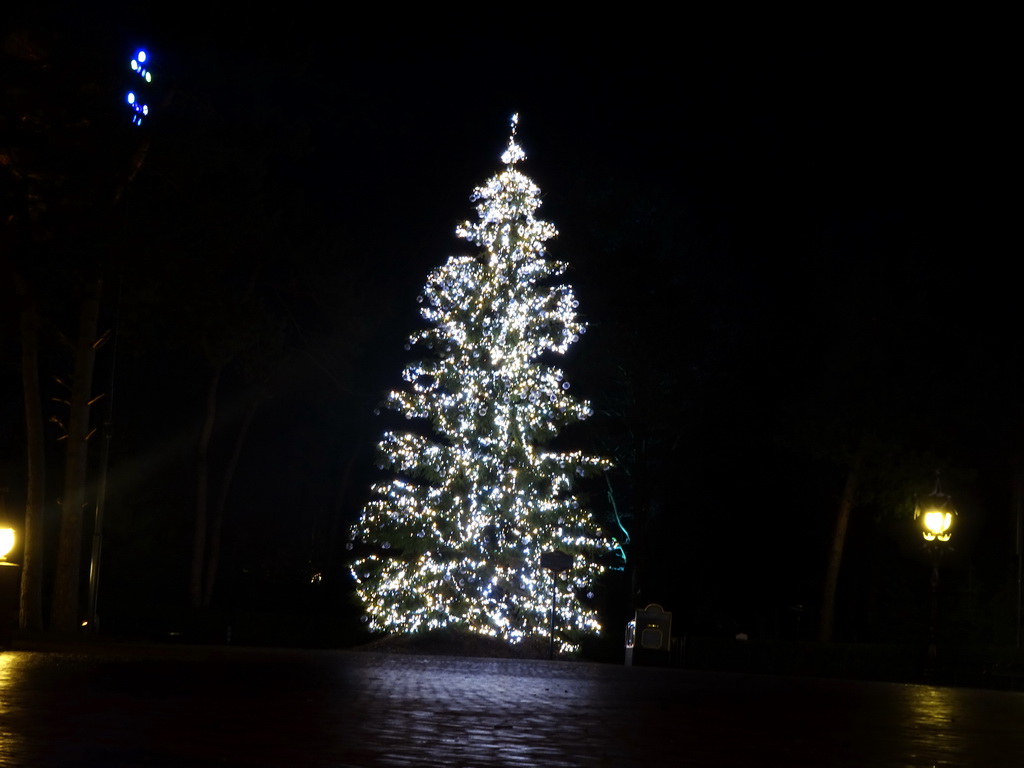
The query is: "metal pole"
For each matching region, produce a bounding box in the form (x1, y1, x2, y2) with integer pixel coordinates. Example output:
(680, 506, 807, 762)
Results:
(86, 278, 120, 632)
(549, 570, 556, 660)
(926, 560, 939, 680)
(1016, 492, 1022, 649)
(86, 418, 111, 630)
(1012, 461, 1022, 650)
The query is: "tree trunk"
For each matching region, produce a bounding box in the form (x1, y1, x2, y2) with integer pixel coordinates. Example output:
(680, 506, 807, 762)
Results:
(817, 460, 860, 643)
(50, 278, 103, 632)
(17, 283, 45, 632)
(202, 398, 257, 608)
(190, 366, 222, 609)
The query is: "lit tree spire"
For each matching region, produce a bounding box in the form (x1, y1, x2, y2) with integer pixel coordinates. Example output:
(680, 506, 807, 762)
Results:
(350, 115, 618, 651)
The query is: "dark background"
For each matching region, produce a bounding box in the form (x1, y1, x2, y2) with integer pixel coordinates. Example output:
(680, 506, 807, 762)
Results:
(1, 6, 1017, 651)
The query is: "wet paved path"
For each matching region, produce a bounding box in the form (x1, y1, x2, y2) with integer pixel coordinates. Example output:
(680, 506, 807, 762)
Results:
(2, 645, 1023, 766)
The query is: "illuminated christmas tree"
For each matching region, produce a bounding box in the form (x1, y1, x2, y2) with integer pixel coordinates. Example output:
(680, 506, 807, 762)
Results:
(350, 115, 618, 651)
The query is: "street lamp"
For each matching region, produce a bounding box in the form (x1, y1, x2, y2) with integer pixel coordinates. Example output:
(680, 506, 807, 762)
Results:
(914, 472, 957, 680)
(915, 474, 957, 542)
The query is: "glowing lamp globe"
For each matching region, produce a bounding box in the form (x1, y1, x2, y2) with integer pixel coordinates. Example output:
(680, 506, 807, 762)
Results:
(920, 510, 953, 541)
(0, 527, 13, 560)
(914, 479, 956, 543)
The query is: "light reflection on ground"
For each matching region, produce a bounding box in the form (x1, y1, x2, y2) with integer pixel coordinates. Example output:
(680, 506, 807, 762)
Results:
(901, 684, 964, 767)
(0, 647, 1021, 766)
(0, 652, 24, 762)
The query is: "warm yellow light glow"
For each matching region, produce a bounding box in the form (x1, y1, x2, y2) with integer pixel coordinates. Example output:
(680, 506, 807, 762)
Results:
(0, 528, 13, 559)
(921, 510, 953, 542)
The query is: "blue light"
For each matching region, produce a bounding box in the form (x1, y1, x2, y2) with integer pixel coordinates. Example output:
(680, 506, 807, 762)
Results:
(130, 50, 152, 83)
(126, 49, 153, 126)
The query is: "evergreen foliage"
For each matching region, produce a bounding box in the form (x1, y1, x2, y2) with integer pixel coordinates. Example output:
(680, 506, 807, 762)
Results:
(350, 116, 618, 650)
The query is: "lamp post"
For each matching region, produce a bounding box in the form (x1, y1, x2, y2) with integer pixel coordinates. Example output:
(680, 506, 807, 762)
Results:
(914, 473, 957, 679)
(85, 45, 151, 633)
(540, 550, 574, 659)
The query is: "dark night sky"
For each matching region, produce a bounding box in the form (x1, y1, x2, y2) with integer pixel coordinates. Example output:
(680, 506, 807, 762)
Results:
(2, 6, 1017, 641)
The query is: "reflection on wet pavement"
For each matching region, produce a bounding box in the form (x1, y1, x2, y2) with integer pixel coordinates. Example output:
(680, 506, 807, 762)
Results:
(0, 647, 1022, 767)
(0, 652, 21, 764)
(904, 685, 962, 765)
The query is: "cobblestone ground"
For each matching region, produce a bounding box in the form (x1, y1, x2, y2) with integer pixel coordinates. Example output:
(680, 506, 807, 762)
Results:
(2, 645, 1024, 767)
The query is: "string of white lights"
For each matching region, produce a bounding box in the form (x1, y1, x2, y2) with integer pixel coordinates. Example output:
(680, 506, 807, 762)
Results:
(350, 115, 616, 651)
